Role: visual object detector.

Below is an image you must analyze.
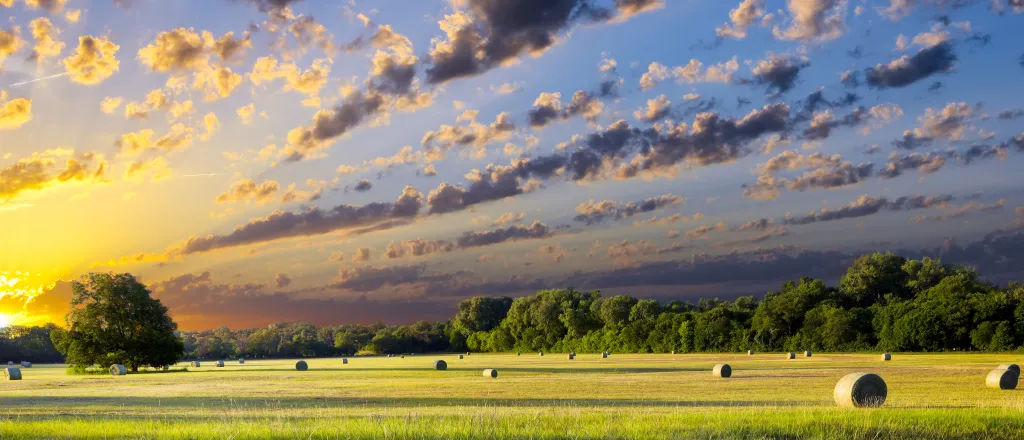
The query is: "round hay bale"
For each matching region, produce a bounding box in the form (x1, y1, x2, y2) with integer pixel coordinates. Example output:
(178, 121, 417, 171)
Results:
(239, 359, 245, 364)
(295, 360, 308, 371)
(539, 352, 544, 356)
(602, 352, 608, 359)
(516, 352, 521, 356)
(996, 364, 1020, 375)
(713, 364, 732, 378)
(342, 358, 348, 364)
(4, 367, 21, 381)
(459, 354, 464, 360)
(834, 372, 887, 408)
(786, 352, 795, 359)
(109, 364, 127, 376)
(401, 355, 405, 359)
(216, 361, 225, 367)
(747, 350, 754, 356)
(20, 362, 31, 368)
(672, 350, 677, 355)
(483, 369, 498, 378)
(434, 360, 447, 371)
(881, 353, 891, 361)
(466, 352, 471, 356)
(567, 353, 575, 360)
(805, 350, 812, 358)
(986, 369, 1019, 390)
(190, 361, 201, 368)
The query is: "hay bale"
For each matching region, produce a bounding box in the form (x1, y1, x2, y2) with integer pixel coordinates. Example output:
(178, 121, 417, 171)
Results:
(434, 360, 447, 371)
(539, 352, 544, 356)
(567, 353, 575, 360)
(216, 360, 225, 367)
(342, 358, 348, 364)
(602, 352, 608, 359)
(516, 352, 521, 356)
(834, 372, 887, 408)
(672, 350, 677, 355)
(986, 369, 1019, 390)
(881, 353, 891, 361)
(805, 350, 812, 358)
(239, 359, 245, 364)
(713, 364, 732, 378)
(401, 355, 405, 359)
(786, 352, 795, 359)
(190, 361, 201, 368)
(20, 362, 31, 368)
(747, 350, 754, 356)
(483, 369, 498, 378)
(459, 354, 464, 360)
(295, 360, 308, 371)
(996, 364, 1020, 375)
(109, 364, 127, 376)
(4, 367, 21, 381)
(466, 352, 471, 356)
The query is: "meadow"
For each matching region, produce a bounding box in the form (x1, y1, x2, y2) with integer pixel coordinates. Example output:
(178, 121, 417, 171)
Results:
(2, 353, 1023, 439)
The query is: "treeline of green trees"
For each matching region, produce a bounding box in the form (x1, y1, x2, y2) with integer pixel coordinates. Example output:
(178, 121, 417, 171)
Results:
(0, 324, 65, 363)
(4, 253, 1024, 363)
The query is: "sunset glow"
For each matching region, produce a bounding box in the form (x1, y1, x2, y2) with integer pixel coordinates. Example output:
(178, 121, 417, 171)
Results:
(2, 0, 1023, 330)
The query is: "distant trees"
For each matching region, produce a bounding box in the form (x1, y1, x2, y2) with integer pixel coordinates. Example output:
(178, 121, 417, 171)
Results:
(51, 273, 183, 372)
(5, 253, 1024, 362)
(0, 324, 64, 363)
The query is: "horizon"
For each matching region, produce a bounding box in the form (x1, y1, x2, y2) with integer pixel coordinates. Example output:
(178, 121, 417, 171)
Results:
(2, 0, 1024, 331)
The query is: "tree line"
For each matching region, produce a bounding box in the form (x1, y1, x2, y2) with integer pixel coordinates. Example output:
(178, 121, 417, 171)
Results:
(3, 253, 1023, 365)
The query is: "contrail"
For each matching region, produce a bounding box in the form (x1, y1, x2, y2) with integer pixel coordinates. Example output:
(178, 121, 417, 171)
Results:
(182, 173, 222, 177)
(9, 72, 70, 87)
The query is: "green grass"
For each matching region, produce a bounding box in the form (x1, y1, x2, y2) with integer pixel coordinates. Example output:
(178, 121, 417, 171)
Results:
(2, 353, 1023, 439)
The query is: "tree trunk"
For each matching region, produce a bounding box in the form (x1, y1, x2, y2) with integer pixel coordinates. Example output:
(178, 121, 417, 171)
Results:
(131, 365, 139, 373)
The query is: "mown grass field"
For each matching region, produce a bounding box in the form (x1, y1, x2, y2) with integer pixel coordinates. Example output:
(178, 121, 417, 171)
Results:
(2, 353, 1023, 439)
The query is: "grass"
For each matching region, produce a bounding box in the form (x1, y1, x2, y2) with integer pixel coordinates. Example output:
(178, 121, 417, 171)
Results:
(2, 353, 1023, 439)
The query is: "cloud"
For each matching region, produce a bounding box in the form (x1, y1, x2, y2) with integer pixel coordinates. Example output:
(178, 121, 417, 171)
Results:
(100, 97, 123, 114)
(352, 247, 372, 263)
(456, 221, 552, 248)
(123, 156, 172, 183)
(170, 185, 423, 255)
(274, 273, 292, 288)
(28, 18, 64, 63)
(0, 27, 25, 69)
(281, 90, 386, 162)
(492, 212, 525, 227)
(216, 179, 280, 204)
(115, 124, 195, 156)
(528, 91, 605, 128)
(685, 222, 729, 240)
(772, 0, 846, 42)
(421, 111, 516, 159)
(783, 193, 953, 225)
(1, 150, 107, 203)
(384, 238, 455, 259)
(24, 0, 68, 12)
(640, 57, 739, 90)
(634, 95, 672, 123)
(574, 194, 685, 225)
(0, 95, 32, 130)
(877, 152, 946, 178)
(909, 199, 1006, 224)
(62, 35, 120, 85)
(138, 28, 250, 73)
(716, 0, 767, 39)
(865, 42, 956, 89)
(353, 179, 373, 192)
(426, 165, 526, 214)
(750, 55, 808, 94)
(425, 0, 662, 84)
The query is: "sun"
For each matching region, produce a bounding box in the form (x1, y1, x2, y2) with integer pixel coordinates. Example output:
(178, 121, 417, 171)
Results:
(0, 314, 10, 328)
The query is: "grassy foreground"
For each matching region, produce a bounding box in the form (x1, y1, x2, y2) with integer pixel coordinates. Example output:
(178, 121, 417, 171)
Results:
(2, 353, 1023, 439)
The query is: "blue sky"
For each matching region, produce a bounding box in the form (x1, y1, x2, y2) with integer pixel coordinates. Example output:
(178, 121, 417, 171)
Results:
(1, 0, 1023, 329)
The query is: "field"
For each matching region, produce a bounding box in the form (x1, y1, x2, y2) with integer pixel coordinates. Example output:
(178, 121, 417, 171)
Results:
(2, 353, 1023, 439)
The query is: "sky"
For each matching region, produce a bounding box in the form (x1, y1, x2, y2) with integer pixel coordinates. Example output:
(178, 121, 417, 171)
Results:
(1, 0, 1023, 330)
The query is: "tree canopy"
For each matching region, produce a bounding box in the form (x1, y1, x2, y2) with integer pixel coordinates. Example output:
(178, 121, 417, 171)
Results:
(51, 273, 184, 372)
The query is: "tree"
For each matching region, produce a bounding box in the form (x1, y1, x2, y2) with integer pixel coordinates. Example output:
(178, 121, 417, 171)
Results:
(52, 273, 184, 372)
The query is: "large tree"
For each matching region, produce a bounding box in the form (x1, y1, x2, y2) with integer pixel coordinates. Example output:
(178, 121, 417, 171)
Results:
(51, 273, 183, 372)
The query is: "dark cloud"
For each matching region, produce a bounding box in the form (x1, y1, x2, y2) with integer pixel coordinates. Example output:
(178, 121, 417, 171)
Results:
(331, 264, 459, 293)
(573, 194, 685, 225)
(175, 186, 423, 255)
(877, 152, 946, 178)
(353, 179, 373, 192)
(865, 42, 957, 89)
(425, 0, 661, 84)
(274, 273, 292, 288)
(997, 109, 1024, 120)
(285, 91, 386, 162)
(750, 56, 808, 94)
(385, 239, 456, 259)
(783, 193, 953, 225)
(238, 0, 303, 12)
(802, 107, 868, 141)
(426, 165, 525, 214)
(456, 221, 553, 248)
(528, 90, 606, 129)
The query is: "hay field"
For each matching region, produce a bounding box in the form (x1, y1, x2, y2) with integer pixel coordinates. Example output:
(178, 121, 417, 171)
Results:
(2, 353, 1023, 439)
